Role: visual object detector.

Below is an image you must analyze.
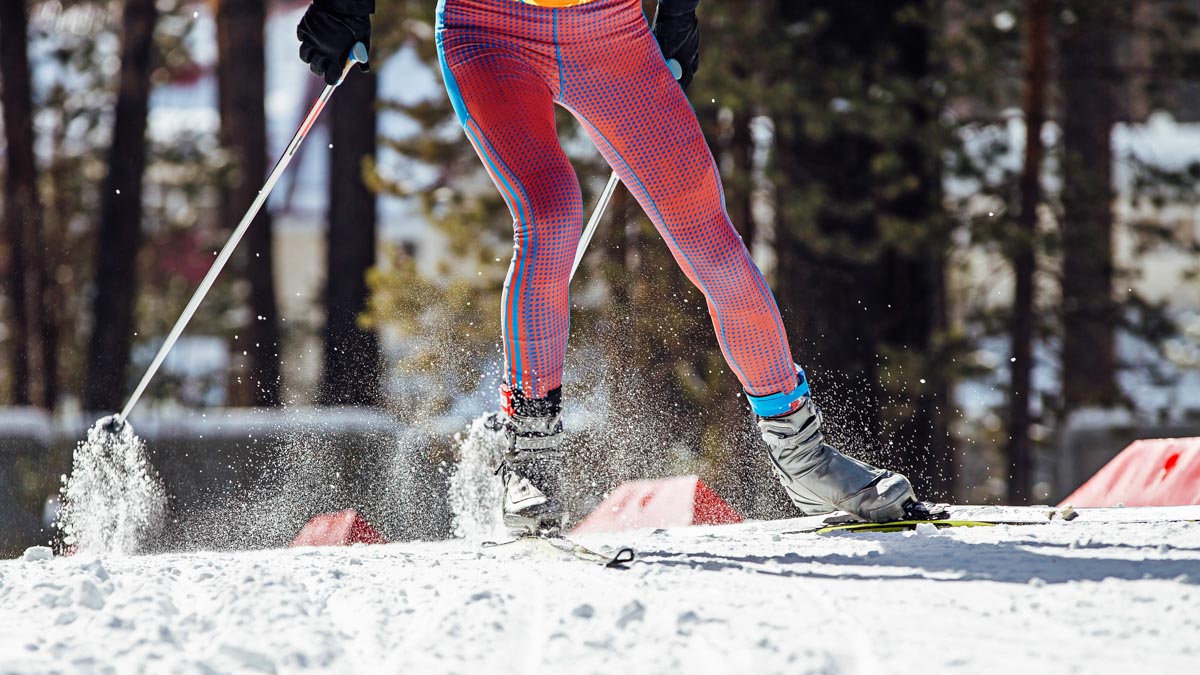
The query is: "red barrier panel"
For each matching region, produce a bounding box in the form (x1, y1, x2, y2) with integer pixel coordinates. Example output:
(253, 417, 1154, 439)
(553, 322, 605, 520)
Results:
(1060, 438, 1200, 507)
(290, 509, 387, 547)
(572, 476, 742, 535)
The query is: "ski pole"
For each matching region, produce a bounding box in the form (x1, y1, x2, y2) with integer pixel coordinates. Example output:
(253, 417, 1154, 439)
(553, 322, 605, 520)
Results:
(109, 43, 369, 429)
(570, 56, 684, 281)
(570, 171, 620, 279)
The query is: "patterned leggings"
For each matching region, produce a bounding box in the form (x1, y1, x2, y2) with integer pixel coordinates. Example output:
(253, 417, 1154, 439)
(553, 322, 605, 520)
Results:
(436, 0, 803, 414)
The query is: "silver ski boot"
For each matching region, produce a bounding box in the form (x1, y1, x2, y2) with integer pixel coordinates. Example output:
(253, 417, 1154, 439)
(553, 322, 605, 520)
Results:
(758, 397, 916, 522)
(493, 386, 567, 536)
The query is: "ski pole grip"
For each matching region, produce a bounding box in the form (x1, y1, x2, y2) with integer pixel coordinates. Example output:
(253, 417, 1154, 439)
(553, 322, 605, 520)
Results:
(335, 42, 369, 86)
(667, 58, 683, 82)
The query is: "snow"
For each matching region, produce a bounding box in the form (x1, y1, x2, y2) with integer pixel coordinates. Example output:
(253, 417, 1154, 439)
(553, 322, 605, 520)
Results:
(2, 508, 1198, 674)
(0, 408, 53, 446)
(20, 547, 53, 563)
(56, 419, 166, 556)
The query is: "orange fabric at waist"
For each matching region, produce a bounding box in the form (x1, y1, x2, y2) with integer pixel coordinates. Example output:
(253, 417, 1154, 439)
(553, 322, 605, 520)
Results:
(515, 0, 598, 6)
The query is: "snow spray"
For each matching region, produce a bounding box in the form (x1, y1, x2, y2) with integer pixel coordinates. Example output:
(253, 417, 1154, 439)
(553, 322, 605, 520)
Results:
(56, 47, 369, 555)
(444, 347, 702, 538)
(448, 414, 507, 540)
(57, 417, 166, 555)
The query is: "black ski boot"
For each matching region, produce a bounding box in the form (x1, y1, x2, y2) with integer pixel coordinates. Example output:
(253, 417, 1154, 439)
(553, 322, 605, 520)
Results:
(493, 385, 567, 536)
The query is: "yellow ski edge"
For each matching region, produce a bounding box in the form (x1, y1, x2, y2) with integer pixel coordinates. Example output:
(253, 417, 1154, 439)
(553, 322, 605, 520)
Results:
(815, 520, 999, 535)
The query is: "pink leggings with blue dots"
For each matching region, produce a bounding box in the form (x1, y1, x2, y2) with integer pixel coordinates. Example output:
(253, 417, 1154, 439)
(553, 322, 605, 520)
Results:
(436, 0, 805, 416)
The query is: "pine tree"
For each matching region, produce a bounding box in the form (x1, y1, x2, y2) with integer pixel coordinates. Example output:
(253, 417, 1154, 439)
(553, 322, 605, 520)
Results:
(1006, 0, 1050, 505)
(766, 0, 954, 498)
(216, 0, 282, 407)
(319, 37, 382, 407)
(1058, 1, 1125, 414)
(83, 0, 159, 412)
(0, 0, 42, 407)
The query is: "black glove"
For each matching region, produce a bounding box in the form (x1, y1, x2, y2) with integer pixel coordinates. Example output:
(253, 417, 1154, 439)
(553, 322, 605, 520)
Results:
(297, 0, 374, 86)
(653, 0, 700, 90)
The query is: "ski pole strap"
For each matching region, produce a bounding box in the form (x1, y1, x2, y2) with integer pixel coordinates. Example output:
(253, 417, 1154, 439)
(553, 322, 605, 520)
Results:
(747, 365, 811, 418)
(605, 548, 636, 569)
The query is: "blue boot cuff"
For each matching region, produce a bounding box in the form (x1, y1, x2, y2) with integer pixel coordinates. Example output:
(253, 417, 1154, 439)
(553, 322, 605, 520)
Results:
(747, 365, 811, 417)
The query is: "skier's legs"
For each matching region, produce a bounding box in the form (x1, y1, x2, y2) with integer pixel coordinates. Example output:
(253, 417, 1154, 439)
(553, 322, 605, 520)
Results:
(554, 1, 800, 409)
(438, 0, 579, 533)
(435, 0, 922, 524)
(551, 0, 919, 521)
(437, 4, 581, 399)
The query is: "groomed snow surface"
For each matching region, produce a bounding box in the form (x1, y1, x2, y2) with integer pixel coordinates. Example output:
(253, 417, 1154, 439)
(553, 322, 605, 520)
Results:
(2, 508, 1198, 674)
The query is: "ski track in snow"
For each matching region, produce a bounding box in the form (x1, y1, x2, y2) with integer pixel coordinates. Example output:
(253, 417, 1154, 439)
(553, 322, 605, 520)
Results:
(1, 518, 1198, 674)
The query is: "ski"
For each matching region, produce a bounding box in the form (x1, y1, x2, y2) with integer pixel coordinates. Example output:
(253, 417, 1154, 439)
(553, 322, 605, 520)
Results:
(815, 520, 997, 534)
(482, 536, 636, 569)
(803, 499, 950, 529)
(770, 504, 1083, 535)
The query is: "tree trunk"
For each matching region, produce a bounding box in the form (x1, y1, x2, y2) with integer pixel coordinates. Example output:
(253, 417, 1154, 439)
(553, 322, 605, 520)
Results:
(0, 0, 38, 406)
(318, 70, 381, 406)
(83, 0, 158, 412)
(774, 129, 884, 448)
(726, 110, 756, 246)
(1005, 0, 1050, 505)
(876, 8, 951, 500)
(773, 1, 948, 497)
(216, 0, 281, 407)
(2, 0, 54, 410)
(1059, 1, 1122, 413)
(37, 250, 57, 408)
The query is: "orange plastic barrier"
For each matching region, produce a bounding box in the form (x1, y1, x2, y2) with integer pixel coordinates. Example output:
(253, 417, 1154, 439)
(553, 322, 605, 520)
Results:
(572, 475, 742, 535)
(1060, 438, 1200, 507)
(290, 509, 387, 547)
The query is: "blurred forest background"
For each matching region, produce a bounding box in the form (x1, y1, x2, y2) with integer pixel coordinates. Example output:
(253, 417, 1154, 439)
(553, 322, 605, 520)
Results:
(5, 0, 1200, 549)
